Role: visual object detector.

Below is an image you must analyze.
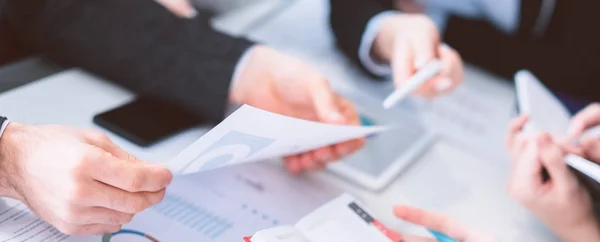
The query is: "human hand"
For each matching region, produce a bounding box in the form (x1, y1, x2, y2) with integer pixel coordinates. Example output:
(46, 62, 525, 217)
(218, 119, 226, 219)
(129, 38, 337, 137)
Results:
(0, 123, 173, 235)
(154, 0, 197, 18)
(506, 114, 530, 159)
(569, 103, 600, 162)
(229, 45, 366, 174)
(373, 14, 463, 99)
(506, 132, 600, 241)
(568, 103, 600, 140)
(394, 205, 496, 242)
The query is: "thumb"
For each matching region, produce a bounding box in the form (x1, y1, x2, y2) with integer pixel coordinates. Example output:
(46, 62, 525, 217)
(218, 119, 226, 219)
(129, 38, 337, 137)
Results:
(568, 104, 600, 139)
(309, 78, 345, 125)
(83, 132, 141, 163)
(582, 137, 600, 163)
(411, 38, 438, 70)
(391, 38, 415, 89)
(536, 134, 574, 187)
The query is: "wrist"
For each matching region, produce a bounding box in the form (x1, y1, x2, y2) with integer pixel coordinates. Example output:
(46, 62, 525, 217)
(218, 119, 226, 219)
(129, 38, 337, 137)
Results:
(0, 122, 24, 200)
(228, 44, 271, 105)
(372, 15, 400, 63)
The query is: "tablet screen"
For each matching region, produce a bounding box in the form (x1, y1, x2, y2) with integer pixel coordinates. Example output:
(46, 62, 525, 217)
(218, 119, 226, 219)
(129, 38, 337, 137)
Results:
(340, 113, 428, 178)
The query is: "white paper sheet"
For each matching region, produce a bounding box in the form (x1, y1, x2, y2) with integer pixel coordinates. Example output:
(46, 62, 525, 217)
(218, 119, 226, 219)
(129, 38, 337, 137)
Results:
(295, 195, 391, 242)
(251, 194, 392, 242)
(166, 105, 387, 175)
(0, 163, 337, 242)
(251, 226, 309, 242)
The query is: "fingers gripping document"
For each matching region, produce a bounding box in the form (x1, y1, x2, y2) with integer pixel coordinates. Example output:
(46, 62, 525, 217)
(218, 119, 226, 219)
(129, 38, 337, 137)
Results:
(0, 105, 383, 241)
(166, 105, 388, 175)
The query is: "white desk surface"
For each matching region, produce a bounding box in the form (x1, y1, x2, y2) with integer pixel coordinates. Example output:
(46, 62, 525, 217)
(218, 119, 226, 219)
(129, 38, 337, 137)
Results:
(0, 0, 559, 241)
(0, 72, 557, 242)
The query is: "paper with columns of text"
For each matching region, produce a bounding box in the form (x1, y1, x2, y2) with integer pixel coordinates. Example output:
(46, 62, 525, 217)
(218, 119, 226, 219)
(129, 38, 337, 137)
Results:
(166, 105, 388, 175)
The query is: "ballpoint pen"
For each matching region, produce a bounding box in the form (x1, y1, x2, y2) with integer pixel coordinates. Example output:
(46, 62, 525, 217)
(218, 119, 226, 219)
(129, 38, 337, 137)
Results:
(373, 223, 457, 242)
(382, 59, 443, 109)
(427, 229, 458, 242)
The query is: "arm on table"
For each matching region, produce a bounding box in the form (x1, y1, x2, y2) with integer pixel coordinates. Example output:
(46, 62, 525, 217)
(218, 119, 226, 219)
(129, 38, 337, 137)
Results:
(4, 0, 254, 123)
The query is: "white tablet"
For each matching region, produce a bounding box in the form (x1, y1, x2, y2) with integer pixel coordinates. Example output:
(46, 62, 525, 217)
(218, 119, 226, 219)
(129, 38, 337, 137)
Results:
(326, 99, 435, 191)
(515, 70, 572, 136)
(515, 70, 600, 185)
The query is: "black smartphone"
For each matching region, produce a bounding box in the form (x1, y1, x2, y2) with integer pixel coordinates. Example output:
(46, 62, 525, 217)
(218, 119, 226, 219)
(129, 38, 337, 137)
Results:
(93, 96, 207, 147)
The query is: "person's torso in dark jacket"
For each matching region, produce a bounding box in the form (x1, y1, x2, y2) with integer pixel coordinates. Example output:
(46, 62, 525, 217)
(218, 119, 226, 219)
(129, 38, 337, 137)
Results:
(0, 0, 34, 66)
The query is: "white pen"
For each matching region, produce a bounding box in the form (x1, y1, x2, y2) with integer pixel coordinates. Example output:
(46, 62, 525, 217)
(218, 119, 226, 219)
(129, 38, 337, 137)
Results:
(565, 154, 600, 184)
(382, 59, 443, 109)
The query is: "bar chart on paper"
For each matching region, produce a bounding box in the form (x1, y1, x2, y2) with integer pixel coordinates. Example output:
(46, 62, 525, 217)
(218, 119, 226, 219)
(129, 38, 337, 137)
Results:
(151, 194, 284, 239)
(92, 191, 286, 242)
(152, 194, 236, 239)
(0, 164, 333, 242)
(100, 164, 312, 242)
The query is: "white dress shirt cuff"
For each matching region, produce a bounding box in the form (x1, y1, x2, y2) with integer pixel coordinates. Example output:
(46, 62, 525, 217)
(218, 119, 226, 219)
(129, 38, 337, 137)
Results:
(358, 10, 399, 77)
(0, 120, 10, 139)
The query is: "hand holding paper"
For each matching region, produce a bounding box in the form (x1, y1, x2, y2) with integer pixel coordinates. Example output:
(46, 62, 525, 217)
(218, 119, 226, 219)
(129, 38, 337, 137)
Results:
(230, 46, 366, 174)
(166, 105, 387, 176)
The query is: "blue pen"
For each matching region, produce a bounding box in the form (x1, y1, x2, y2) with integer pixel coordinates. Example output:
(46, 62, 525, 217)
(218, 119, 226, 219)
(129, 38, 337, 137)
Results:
(427, 229, 458, 242)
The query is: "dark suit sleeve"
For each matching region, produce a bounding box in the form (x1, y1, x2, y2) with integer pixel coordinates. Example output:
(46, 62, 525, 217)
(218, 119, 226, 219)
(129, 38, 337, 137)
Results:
(329, 0, 393, 77)
(4, 0, 254, 123)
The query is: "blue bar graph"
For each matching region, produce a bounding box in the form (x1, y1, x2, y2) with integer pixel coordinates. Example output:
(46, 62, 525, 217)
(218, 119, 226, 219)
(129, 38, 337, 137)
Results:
(152, 195, 234, 239)
(151, 194, 282, 240)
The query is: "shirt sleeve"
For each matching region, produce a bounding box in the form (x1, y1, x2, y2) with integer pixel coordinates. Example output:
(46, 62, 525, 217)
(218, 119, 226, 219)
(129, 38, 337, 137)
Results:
(357, 10, 398, 77)
(6, 0, 254, 123)
(418, 0, 521, 34)
(357, 10, 451, 77)
(0, 116, 9, 138)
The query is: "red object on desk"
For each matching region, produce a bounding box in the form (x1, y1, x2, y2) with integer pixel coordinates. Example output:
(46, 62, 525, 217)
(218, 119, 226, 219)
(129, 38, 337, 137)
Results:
(243, 236, 252, 242)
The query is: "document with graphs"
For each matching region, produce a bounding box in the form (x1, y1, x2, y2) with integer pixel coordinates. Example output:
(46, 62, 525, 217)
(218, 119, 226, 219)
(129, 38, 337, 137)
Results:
(166, 105, 388, 175)
(0, 163, 338, 242)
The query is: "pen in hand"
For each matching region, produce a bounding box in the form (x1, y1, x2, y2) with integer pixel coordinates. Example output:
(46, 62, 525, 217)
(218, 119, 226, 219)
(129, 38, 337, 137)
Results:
(382, 59, 443, 109)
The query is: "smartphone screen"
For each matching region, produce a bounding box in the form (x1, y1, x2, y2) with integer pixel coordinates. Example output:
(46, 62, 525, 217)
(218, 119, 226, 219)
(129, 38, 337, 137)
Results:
(93, 96, 207, 147)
